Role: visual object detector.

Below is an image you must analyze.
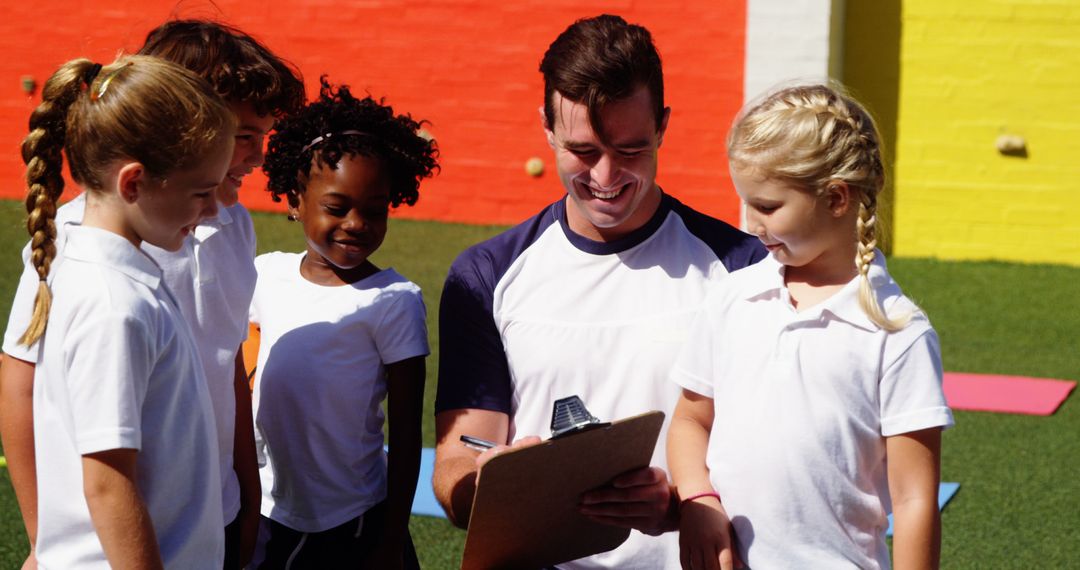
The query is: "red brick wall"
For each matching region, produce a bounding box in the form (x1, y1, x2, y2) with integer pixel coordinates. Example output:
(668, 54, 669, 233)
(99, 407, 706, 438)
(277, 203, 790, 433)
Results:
(0, 1, 746, 225)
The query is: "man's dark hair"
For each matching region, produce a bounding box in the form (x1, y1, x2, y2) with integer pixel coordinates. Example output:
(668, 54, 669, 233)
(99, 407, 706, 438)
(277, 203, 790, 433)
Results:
(539, 14, 664, 143)
(138, 20, 305, 118)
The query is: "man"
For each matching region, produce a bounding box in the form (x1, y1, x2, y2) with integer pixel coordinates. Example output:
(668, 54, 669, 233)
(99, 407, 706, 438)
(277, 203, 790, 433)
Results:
(433, 14, 765, 569)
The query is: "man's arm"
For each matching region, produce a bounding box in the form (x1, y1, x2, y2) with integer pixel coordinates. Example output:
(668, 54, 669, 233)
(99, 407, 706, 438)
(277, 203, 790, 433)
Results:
(231, 349, 260, 567)
(432, 408, 510, 528)
(82, 449, 163, 570)
(0, 355, 39, 554)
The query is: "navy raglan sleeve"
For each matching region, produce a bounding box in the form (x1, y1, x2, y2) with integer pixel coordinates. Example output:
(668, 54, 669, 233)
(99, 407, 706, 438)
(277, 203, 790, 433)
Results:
(435, 249, 514, 415)
(670, 197, 767, 271)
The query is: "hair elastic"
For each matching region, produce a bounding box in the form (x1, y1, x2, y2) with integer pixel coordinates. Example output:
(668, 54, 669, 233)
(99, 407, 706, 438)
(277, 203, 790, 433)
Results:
(90, 62, 133, 102)
(301, 130, 368, 154)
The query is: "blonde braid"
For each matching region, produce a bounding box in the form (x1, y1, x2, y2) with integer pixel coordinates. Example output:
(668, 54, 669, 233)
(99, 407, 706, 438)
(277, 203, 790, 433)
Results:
(856, 193, 908, 331)
(731, 83, 913, 331)
(18, 59, 95, 346)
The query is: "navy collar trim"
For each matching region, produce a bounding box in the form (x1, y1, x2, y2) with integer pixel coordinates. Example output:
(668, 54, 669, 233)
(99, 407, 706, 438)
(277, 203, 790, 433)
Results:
(555, 192, 672, 255)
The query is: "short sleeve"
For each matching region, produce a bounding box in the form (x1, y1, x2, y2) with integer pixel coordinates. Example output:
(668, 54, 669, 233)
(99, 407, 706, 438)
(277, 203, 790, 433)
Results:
(671, 307, 718, 398)
(2, 242, 42, 361)
(5, 199, 86, 360)
(62, 311, 156, 454)
(434, 260, 514, 414)
(374, 287, 430, 365)
(879, 327, 954, 437)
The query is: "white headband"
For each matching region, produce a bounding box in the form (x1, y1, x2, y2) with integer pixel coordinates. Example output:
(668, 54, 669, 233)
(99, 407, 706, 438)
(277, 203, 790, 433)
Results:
(301, 130, 369, 153)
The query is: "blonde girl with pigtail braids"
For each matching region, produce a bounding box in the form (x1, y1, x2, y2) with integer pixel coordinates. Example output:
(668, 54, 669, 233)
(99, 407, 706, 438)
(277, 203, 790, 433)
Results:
(668, 84, 953, 570)
(19, 54, 236, 569)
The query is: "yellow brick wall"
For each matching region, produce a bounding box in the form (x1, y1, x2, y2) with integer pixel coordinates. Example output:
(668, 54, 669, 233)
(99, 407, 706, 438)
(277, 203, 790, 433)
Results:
(892, 1, 1080, 264)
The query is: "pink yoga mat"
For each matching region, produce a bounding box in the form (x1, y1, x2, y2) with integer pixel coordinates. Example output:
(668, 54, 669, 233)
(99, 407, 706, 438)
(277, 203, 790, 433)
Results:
(943, 373, 1075, 415)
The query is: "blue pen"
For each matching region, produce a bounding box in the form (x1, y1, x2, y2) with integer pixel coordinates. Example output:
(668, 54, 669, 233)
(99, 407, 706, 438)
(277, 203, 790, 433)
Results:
(460, 434, 498, 452)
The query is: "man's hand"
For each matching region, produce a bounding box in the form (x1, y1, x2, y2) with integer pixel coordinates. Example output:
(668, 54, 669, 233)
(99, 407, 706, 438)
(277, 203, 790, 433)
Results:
(475, 436, 542, 475)
(578, 466, 677, 535)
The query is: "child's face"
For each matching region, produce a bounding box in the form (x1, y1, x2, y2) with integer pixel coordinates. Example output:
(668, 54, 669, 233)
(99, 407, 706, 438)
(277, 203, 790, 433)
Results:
(135, 136, 234, 251)
(732, 166, 854, 272)
(292, 153, 391, 276)
(218, 102, 275, 207)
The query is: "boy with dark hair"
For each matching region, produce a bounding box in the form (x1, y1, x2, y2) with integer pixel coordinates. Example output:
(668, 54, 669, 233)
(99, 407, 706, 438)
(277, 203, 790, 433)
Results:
(433, 14, 765, 569)
(0, 19, 304, 569)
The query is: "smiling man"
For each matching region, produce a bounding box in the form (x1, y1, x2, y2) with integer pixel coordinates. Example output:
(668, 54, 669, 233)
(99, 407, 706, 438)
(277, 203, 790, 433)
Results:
(432, 14, 766, 569)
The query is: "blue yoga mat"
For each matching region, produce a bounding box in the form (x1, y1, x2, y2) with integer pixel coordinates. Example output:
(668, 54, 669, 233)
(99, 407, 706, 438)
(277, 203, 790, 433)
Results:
(886, 482, 960, 536)
(411, 448, 446, 518)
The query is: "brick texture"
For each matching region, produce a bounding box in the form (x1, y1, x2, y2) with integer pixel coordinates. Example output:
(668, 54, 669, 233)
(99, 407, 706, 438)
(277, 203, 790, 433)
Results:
(0, 0, 747, 227)
(892, 0, 1080, 264)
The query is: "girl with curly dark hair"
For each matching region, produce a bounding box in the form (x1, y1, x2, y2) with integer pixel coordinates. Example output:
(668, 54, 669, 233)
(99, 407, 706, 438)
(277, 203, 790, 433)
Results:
(249, 80, 437, 569)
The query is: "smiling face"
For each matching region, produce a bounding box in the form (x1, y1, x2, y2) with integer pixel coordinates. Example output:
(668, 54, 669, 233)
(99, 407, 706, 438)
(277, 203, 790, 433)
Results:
(133, 136, 234, 251)
(218, 102, 275, 207)
(731, 166, 858, 280)
(547, 86, 669, 242)
(291, 153, 391, 285)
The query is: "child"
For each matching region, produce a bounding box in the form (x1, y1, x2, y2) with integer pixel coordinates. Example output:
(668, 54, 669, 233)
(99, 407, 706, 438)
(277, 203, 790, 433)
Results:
(668, 84, 953, 569)
(20, 55, 235, 568)
(0, 20, 305, 569)
(250, 79, 437, 569)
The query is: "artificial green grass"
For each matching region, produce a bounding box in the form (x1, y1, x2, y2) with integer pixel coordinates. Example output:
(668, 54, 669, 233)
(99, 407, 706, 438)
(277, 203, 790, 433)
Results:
(0, 198, 1077, 568)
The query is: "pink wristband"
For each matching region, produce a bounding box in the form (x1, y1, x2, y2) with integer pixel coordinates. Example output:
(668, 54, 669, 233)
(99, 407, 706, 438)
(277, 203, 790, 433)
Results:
(679, 491, 722, 509)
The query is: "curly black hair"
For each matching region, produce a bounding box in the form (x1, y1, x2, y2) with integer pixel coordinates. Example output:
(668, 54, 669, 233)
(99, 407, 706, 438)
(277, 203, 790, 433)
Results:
(264, 78, 439, 209)
(138, 20, 306, 118)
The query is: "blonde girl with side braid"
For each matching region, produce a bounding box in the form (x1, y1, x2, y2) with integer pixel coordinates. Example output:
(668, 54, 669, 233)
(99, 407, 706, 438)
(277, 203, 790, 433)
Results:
(19, 54, 236, 569)
(668, 84, 953, 570)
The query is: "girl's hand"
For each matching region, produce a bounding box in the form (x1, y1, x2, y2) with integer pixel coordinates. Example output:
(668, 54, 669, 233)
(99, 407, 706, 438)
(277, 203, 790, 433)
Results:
(678, 496, 741, 570)
(20, 548, 36, 570)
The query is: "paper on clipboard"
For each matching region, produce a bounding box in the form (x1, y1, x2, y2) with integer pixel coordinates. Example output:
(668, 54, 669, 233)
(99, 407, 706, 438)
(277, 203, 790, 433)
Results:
(461, 410, 665, 570)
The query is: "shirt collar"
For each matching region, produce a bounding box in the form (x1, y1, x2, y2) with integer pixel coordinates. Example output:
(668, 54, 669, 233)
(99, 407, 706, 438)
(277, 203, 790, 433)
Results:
(556, 191, 672, 255)
(744, 249, 895, 331)
(193, 202, 234, 241)
(61, 226, 162, 289)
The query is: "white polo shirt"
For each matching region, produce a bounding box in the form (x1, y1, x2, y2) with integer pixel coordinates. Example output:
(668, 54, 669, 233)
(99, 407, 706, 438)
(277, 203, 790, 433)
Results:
(673, 251, 953, 570)
(34, 226, 223, 569)
(3, 193, 257, 525)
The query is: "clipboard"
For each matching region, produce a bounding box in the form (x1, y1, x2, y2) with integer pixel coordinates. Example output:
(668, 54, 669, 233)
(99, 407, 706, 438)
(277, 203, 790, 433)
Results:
(461, 410, 665, 570)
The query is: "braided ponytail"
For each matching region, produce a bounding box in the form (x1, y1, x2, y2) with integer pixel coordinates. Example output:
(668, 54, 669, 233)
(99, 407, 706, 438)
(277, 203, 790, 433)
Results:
(17, 55, 234, 346)
(18, 59, 98, 346)
(855, 193, 908, 331)
(728, 83, 912, 331)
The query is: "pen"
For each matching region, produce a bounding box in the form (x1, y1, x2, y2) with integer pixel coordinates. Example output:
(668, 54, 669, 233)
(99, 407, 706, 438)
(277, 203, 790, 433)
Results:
(460, 434, 498, 452)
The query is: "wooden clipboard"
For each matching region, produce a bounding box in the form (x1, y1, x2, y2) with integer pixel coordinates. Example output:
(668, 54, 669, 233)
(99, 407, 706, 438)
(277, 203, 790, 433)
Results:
(461, 411, 665, 570)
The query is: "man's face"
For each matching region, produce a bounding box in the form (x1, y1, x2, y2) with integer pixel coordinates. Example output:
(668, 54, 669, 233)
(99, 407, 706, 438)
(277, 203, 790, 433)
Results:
(546, 86, 669, 242)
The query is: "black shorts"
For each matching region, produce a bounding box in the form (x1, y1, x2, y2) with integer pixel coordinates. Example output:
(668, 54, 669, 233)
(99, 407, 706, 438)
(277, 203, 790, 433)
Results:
(255, 500, 420, 569)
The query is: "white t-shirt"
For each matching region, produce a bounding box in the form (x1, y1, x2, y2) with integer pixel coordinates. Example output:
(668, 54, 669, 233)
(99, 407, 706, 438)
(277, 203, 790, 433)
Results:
(436, 195, 765, 569)
(673, 251, 954, 570)
(34, 226, 223, 569)
(249, 252, 429, 532)
(3, 193, 257, 524)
